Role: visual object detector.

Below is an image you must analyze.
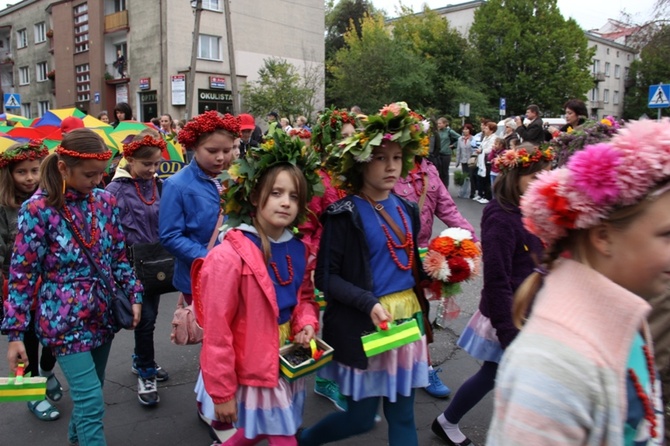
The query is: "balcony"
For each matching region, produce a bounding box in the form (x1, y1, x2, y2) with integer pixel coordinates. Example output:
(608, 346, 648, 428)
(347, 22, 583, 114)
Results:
(593, 72, 606, 82)
(105, 10, 128, 33)
(590, 100, 604, 109)
(624, 78, 635, 89)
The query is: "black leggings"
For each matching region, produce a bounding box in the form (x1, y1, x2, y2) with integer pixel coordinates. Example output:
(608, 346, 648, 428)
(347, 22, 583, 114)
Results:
(24, 310, 57, 377)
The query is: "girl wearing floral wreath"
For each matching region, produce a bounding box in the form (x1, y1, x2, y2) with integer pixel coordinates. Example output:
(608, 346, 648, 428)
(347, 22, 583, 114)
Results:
(158, 110, 239, 440)
(488, 119, 670, 445)
(298, 102, 429, 446)
(2, 129, 143, 446)
(0, 140, 63, 421)
(106, 129, 168, 407)
(393, 115, 478, 400)
(431, 143, 551, 446)
(200, 131, 322, 445)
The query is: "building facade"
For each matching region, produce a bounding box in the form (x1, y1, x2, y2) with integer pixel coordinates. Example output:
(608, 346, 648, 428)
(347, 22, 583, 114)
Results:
(0, 0, 325, 122)
(433, 1, 637, 119)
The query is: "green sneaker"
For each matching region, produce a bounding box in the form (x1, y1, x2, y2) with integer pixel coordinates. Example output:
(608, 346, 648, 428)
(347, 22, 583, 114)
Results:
(314, 378, 347, 411)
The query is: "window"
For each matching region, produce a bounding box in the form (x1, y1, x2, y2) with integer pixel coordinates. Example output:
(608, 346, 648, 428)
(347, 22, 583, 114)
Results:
(605, 62, 610, 76)
(616, 51, 620, 57)
(202, 0, 221, 11)
(114, 0, 126, 11)
(74, 3, 87, 14)
(627, 54, 631, 61)
(604, 89, 610, 103)
(606, 48, 610, 55)
(77, 93, 90, 102)
(21, 103, 31, 119)
(34, 22, 46, 43)
(591, 87, 600, 101)
(613, 91, 620, 105)
(74, 3, 89, 53)
(75, 63, 89, 73)
(198, 34, 221, 60)
(75, 24, 88, 33)
(17, 29, 27, 48)
(615, 64, 621, 78)
(36, 62, 48, 82)
(624, 66, 630, 79)
(75, 63, 90, 101)
(38, 101, 49, 117)
(18, 66, 30, 85)
(592, 59, 600, 73)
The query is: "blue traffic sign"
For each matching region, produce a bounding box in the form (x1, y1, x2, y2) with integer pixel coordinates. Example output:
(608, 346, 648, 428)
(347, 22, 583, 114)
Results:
(649, 84, 670, 108)
(499, 97, 506, 110)
(4, 93, 20, 109)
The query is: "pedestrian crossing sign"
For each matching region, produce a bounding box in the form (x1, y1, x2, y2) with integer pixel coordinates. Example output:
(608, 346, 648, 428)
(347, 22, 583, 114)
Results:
(648, 84, 670, 108)
(3, 93, 20, 109)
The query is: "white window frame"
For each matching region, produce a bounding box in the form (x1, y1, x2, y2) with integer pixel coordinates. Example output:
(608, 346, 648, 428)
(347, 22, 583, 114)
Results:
(591, 87, 600, 101)
(36, 61, 48, 82)
(593, 59, 600, 73)
(202, 0, 221, 11)
(605, 62, 610, 76)
(34, 22, 46, 43)
(21, 103, 31, 118)
(614, 64, 621, 79)
(198, 34, 221, 61)
(17, 29, 27, 49)
(114, 0, 126, 12)
(613, 90, 620, 105)
(38, 100, 50, 117)
(604, 89, 610, 103)
(77, 93, 90, 102)
(18, 66, 30, 85)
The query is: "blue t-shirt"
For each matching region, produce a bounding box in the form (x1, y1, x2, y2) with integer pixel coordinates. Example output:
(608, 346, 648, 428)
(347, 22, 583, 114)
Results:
(244, 232, 306, 324)
(353, 195, 414, 298)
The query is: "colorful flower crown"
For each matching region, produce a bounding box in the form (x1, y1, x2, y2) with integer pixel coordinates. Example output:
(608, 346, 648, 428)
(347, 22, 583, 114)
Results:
(178, 110, 241, 150)
(522, 119, 670, 247)
(122, 135, 167, 158)
(220, 130, 325, 228)
(0, 140, 49, 169)
(493, 146, 554, 174)
(326, 101, 428, 192)
(310, 106, 359, 152)
(55, 146, 112, 161)
(550, 115, 620, 167)
(288, 128, 312, 140)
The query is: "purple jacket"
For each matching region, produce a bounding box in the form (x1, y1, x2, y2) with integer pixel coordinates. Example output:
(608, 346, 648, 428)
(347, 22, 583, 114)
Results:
(105, 168, 161, 245)
(394, 158, 477, 247)
(478, 199, 543, 349)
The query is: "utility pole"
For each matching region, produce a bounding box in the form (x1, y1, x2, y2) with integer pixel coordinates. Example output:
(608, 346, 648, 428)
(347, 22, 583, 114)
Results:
(186, 0, 202, 120)
(223, 0, 239, 114)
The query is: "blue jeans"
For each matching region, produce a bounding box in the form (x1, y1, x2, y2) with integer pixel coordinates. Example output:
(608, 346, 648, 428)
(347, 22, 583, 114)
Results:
(57, 342, 112, 446)
(299, 390, 417, 446)
(134, 292, 160, 373)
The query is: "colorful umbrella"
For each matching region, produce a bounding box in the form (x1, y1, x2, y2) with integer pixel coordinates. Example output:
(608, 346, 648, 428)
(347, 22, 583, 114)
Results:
(108, 121, 184, 162)
(0, 136, 22, 152)
(0, 113, 34, 127)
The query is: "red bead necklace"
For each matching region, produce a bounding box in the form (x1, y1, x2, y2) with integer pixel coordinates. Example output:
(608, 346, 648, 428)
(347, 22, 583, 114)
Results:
(628, 344, 658, 439)
(134, 178, 157, 206)
(62, 194, 98, 249)
(270, 255, 294, 286)
(409, 169, 427, 199)
(377, 205, 414, 271)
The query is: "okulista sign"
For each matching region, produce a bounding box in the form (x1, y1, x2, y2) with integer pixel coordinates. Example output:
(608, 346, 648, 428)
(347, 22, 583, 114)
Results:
(199, 91, 232, 101)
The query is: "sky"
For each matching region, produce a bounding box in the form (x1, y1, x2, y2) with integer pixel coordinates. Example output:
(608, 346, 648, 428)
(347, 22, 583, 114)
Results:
(371, 0, 659, 30)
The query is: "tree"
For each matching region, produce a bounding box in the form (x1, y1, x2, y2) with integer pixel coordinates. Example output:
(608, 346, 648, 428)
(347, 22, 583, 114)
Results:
(391, 6, 495, 118)
(328, 14, 436, 112)
(623, 25, 670, 119)
(240, 58, 320, 121)
(469, 0, 595, 116)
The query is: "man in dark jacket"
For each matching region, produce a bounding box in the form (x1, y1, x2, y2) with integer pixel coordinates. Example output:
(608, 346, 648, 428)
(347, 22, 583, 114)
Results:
(514, 104, 544, 145)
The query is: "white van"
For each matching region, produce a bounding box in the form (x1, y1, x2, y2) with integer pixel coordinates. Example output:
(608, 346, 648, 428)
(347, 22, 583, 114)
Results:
(496, 117, 566, 137)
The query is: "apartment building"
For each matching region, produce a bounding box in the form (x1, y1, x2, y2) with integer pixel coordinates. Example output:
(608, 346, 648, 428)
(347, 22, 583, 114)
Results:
(431, 1, 637, 119)
(0, 0, 325, 121)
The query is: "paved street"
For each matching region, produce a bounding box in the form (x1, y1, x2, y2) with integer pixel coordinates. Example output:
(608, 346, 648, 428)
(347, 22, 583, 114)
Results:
(0, 179, 493, 445)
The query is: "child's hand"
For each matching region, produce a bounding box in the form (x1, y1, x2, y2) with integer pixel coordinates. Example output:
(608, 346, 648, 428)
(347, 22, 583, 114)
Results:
(370, 303, 391, 328)
(214, 398, 237, 424)
(7, 340, 28, 374)
(294, 325, 315, 347)
(130, 304, 142, 329)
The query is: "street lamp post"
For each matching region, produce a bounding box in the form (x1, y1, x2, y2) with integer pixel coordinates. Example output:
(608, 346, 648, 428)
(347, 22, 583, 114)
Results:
(186, 0, 203, 120)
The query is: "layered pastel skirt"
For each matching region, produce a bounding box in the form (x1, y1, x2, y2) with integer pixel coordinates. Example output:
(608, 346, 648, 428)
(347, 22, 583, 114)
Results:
(318, 289, 429, 401)
(457, 309, 503, 363)
(195, 322, 305, 439)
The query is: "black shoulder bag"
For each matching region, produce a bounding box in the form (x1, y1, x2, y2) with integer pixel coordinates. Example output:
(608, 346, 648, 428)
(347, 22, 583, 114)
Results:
(59, 211, 135, 330)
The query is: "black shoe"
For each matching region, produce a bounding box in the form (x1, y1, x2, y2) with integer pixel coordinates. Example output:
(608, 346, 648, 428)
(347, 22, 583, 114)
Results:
(431, 419, 472, 446)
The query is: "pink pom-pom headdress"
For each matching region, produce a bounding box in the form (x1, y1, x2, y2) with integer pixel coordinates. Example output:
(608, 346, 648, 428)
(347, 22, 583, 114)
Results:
(521, 119, 670, 246)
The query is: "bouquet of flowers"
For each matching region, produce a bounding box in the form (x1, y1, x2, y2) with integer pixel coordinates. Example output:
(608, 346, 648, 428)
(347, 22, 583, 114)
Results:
(422, 227, 481, 327)
(550, 116, 620, 167)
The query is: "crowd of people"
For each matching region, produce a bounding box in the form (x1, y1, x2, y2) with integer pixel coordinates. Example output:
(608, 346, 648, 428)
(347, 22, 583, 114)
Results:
(1, 98, 669, 446)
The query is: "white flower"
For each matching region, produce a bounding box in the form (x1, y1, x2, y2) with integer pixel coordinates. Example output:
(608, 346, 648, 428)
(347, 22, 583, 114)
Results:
(439, 260, 452, 282)
(421, 119, 430, 133)
(439, 227, 473, 241)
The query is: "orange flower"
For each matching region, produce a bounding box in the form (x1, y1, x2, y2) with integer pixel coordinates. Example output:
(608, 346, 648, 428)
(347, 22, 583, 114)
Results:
(429, 236, 456, 257)
(458, 240, 480, 258)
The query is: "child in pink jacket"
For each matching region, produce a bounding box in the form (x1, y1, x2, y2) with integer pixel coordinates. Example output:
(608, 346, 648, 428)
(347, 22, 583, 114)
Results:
(199, 133, 322, 445)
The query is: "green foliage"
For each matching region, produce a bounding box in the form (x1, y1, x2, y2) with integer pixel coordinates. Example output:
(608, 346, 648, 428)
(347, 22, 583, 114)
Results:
(624, 25, 670, 119)
(240, 58, 319, 121)
(469, 0, 594, 116)
(453, 169, 467, 186)
(328, 14, 436, 112)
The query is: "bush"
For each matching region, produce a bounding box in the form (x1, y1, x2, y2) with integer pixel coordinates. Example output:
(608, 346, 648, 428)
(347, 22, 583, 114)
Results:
(453, 170, 467, 186)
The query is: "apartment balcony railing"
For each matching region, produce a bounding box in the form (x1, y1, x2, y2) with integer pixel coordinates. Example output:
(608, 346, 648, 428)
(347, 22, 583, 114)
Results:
(105, 10, 128, 32)
(590, 100, 604, 109)
(593, 72, 606, 82)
